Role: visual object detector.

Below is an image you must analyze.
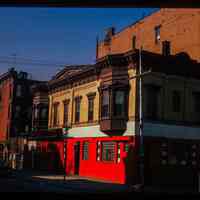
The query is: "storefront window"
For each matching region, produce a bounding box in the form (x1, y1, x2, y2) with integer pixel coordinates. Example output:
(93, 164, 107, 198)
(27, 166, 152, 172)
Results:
(82, 142, 89, 160)
(102, 142, 116, 162)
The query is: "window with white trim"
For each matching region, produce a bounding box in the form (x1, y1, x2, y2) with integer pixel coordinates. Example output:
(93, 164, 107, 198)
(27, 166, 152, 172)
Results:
(102, 142, 116, 162)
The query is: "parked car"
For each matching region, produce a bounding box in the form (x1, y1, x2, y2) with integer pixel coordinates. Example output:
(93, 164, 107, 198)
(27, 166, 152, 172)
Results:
(0, 160, 13, 178)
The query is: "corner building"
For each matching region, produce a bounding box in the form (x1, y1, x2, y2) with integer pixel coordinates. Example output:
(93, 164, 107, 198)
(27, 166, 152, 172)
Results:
(33, 8, 200, 187)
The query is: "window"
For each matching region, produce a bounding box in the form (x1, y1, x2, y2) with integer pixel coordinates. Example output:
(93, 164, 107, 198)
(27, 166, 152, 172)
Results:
(75, 97, 81, 123)
(162, 41, 171, 56)
(34, 107, 39, 119)
(101, 90, 109, 118)
(63, 100, 69, 126)
(87, 93, 96, 122)
(82, 142, 89, 160)
(53, 103, 59, 126)
(172, 90, 181, 113)
(102, 142, 116, 162)
(192, 92, 200, 113)
(15, 105, 21, 118)
(41, 107, 48, 119)
(114, 90, 125, 117)
(16, 85, 22, 97)
(145, 85, 160, 119)
(155, 25, 161, 44)
(132, 36, 136, 49)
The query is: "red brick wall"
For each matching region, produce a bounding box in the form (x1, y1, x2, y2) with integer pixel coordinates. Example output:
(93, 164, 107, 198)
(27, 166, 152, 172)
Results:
(98, 9, 200, 62)
(0, 78, 12, 142)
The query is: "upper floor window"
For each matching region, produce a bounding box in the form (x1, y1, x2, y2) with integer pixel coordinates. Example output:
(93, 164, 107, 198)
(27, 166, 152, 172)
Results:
(172, 90, 181, 113)
(87, 93, 96, 122)
(132, 35, 136, 49)
(15, 105, 21, 118)
(145, 85, 160, 120)
(34, 107, 39, 119)
(41, 107, 48, 120)
(155, 25, 161, 44)
(16, 85, 22, 97)
(53, 103, 59, 126)
(192, 92, 200, 113)
(101, 90, 110, 119)
(75, 97, 82, 123)
(162, 41, 171, 56)
(63, 100, 69, 126)
(114, 90, 126, 117)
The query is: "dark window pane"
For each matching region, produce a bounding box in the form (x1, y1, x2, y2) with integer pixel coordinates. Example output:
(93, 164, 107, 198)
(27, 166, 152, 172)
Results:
(193, 92, 200, 113)
(132, 36, 136, 49)
(101, 90, 109, 118)
(155, 25, 161, 44)
(53, 103, 59, 126)
(63, 101, 69, 126)
(162, 41, 171, 56)
(114, 90, 125, 117)
(75, 99, 81, 122)
(145, 85, 160, 119)
(88, 98, 94, 121)
(172, 90, 181, 113)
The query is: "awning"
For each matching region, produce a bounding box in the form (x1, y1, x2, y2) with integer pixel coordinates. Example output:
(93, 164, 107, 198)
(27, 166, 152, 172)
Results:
(29, 128, 64, 140)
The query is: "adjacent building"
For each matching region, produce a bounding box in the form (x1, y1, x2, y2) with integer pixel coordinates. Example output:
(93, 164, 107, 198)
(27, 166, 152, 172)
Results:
(0, 68, 41, 167)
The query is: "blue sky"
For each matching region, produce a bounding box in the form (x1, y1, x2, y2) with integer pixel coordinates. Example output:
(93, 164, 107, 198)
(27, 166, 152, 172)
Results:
(0, 8, 158, 80)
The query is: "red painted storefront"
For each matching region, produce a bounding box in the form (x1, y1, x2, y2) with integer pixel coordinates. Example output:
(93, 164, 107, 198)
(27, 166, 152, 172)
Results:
(65, 136, 136, 184)
(29, 135, 137, 184)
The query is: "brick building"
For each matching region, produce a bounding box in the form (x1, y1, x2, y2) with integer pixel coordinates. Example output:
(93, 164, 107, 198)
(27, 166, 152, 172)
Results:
(28, 8, 200, 188)
(0, 68, 41, 167)
(97, 8, 200, 62)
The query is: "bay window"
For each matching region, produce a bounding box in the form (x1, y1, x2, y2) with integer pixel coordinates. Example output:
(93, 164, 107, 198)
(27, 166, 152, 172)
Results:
(99, 84, 129, 132)
(114, 90, 125, 117)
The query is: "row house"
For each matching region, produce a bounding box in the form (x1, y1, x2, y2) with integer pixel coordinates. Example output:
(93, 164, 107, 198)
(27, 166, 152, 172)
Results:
(0, 68, 41, 166)
(29, 51, 200, 186)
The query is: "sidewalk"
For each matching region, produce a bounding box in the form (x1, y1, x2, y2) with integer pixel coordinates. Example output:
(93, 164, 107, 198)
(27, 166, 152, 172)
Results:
(12, 170, 131, 193)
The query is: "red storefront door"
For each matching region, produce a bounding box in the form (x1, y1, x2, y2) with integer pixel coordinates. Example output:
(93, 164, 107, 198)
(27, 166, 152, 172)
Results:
(74, 142, 80, 175)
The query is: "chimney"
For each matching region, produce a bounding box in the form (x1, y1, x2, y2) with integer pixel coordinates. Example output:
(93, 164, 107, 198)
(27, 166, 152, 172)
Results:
(104, 27, 115, 42)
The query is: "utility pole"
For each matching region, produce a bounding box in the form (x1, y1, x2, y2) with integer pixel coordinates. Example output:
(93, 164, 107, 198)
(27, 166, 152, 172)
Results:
(139, 46, 144, 187)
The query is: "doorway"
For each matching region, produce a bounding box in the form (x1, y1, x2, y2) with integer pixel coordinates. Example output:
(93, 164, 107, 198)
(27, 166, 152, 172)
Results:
(74, 142, 80, 175)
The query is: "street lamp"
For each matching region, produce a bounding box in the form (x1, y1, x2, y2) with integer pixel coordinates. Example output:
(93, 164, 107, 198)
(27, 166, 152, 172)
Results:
(138, 46, 144, 187)
(129, 48, 152, 190)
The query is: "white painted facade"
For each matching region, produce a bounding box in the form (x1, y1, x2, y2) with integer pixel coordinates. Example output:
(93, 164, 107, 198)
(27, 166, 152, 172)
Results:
(65, 120, 200, 140)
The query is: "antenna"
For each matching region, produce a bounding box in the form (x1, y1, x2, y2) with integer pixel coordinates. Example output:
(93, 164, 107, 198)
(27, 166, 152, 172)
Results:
(11, 53, 17, 68)
(96, 35, 99, 61)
